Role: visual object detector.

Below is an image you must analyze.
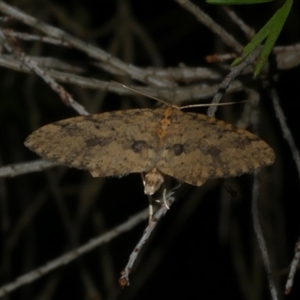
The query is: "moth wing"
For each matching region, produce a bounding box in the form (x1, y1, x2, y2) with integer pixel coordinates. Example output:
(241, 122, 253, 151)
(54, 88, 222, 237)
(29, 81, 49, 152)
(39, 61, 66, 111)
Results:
(25, 109, 160, 177)
(157, 111, 275, 186)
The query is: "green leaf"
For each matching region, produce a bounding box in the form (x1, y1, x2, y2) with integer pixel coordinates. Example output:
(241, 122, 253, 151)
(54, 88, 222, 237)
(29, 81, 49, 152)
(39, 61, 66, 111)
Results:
(254, 0, 293, 76)
(230, 0, 293, 76)
(206, 0, 272, 4)
(231, 11, 275, 66)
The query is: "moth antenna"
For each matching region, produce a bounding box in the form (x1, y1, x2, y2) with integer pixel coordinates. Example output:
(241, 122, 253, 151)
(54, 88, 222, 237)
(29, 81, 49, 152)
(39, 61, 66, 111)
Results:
(179, 100, 248, 110)
(111, 81, 171, 106)
(112, 81, 247, 110)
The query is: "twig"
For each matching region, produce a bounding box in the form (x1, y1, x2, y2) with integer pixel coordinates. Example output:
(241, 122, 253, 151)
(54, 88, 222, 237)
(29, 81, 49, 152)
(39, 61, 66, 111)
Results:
(273, 43, 300, 53)
(207, 47, 261, 117)
(0, 16, 12, 22)
(2, 29, 71, 46)
(205, 53, 237, 64)
(206, 44, 300, 70)
(271, 88, 300, 180)
(235, 89, 260, 129)
(0, 54, 243, 104)
(95, 62, 222, 82)
(285, 239, 300, 294)
(174, 0, 243, 53)
(222, 6, 255, 40)
(0, 208, 148, 298)
(0, 54, 84, 73)
(252, 171, 278, 300)
(275, 45, 300, 70)
(0, 30, 89, 115)
(0, 160, 58, 178)
(271, 88, 300, 294)
(119, 190, 175, 287)
(116, 0, 163, 67)
(0, 1, 174, 87)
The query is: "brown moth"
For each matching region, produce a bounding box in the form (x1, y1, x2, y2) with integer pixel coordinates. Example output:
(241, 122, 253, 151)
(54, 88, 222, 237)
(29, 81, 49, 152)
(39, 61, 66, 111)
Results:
(24, 106, 275, 194)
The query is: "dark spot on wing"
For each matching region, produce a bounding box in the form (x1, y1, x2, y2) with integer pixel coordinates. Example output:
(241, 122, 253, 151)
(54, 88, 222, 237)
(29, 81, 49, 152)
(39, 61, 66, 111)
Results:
(208, 146, 221, 158)
(173, 144, 184, 156)
(84, 117, 117, 131)
(132, 140, 148, 153)
(234, 137, 252, 149)
(199, 141, 221, 158)
(54, 122, 80, 134)
(86, 137, 111, 147)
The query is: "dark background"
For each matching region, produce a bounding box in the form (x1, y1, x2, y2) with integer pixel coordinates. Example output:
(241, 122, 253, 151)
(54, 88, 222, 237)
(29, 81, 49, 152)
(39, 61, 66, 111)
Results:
(1, 0, 300, 299)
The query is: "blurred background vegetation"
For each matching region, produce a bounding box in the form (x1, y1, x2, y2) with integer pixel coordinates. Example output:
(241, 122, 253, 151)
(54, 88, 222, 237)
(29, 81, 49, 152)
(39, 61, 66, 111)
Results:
(1, 0, 300, 299)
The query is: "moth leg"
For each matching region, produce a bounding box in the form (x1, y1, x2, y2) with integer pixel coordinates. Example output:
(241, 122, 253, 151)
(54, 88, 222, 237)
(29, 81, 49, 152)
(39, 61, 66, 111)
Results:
(162, 188, 170, 210)
(141, 173, 155, 223)
(148, 198, 154, 224)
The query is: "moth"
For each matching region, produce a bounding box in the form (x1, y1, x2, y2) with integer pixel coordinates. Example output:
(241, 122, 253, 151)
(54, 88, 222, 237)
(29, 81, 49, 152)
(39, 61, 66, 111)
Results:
(25, 105, 275, 194)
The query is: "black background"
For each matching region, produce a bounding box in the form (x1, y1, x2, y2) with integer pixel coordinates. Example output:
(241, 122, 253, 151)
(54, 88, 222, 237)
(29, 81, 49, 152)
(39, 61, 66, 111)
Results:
(1, 0, 300, 299)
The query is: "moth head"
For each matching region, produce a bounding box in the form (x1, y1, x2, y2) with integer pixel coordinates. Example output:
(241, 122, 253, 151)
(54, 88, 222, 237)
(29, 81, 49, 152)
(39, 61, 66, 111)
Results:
(143, 168, 164, 195)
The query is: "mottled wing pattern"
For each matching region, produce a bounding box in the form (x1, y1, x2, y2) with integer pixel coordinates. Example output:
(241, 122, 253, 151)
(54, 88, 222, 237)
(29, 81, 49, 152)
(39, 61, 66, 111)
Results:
(25, 109, 160, 177)
(157, 110, 275, 186)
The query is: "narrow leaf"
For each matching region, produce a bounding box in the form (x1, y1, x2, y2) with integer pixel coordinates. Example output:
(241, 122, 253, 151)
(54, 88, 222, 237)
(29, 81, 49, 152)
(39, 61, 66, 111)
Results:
(231, 0, 293, 76)
(254, 0, 293, 76)
(206, 0, 273, 4)
(231, 13, 275, 66)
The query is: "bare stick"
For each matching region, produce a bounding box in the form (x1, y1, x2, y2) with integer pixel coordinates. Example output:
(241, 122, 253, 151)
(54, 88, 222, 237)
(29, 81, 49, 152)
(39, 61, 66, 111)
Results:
(206, 53, 237, 63)
(206, 44, 300, 70)
(174, 0, 242, 53)
(0, 30, 88, 115)
(222, 6, 255, 40)
(0, 16, 12, 22)
(274, 43, 300, 53)
(207, 47, 261, 117)
(271, 89, 300, 181)
(2, 29, 71, 46)
(0, 160, 58, 178)
(274, 44, 300, 70)
(0, 55, 244, 104)
(252, 172, 278, 300)
(119, 189, 175, 287)
(271, 88, 300, 294)
(285, 239, 300, 294)
(0, 208, 148, 297)
(0, 1, 173, 87)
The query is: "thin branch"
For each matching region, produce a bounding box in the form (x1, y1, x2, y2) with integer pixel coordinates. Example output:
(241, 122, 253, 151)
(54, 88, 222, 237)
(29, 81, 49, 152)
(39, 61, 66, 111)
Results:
(0, 208, 148, 297)
(252, 172, 278, 300)
(273, 43, 300, 53)
(206, 44, 300, 70)
(207, 47, 261, 117)
(174, 0, 243, 53)
(285, 239, 300, 294)
(0, 53, 245, 104)
(0, 30, 89, 115)
(0, 15, 11, 22)
(222, 6, 255, 40)
(271, 88, 300, 181)
(0, 55, 84, 73)
(119, 190, 175, 287)
(271, 88, 300, 295)
(0, 1, 174, 88)
(95, 62, 222, 82)
(275, 46, 300, 70)
(205, 52, 237, 64)
(2, 29, 71, 46)
(0, 160, 58, 178)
